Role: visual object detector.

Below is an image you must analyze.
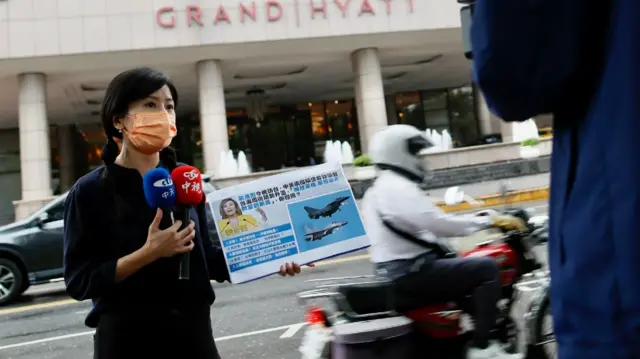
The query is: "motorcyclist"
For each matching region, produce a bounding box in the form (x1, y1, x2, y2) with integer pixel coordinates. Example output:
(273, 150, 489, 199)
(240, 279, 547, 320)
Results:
(361, 124, 527, 359)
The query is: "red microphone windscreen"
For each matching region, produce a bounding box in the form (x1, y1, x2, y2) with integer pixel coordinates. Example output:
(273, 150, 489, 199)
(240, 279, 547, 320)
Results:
(171, 166, 204, 206)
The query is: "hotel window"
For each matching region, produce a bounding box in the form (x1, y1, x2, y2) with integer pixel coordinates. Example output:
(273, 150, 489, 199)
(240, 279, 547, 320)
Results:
(76, 124, 108, 170)
(325, 99, 356, 143)
(396, 92, 424, 130)
(393, 86, 480, 148)
(421, 90, 450, 132)
(305, 102, 327, 140)
(448, 85, 479, 147)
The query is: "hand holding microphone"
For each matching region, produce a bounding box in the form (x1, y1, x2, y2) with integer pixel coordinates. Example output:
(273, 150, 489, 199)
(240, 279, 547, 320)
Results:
(145, 209, 195, 260)
(142, 168, 196, 262)
(170, 166, 205, 280)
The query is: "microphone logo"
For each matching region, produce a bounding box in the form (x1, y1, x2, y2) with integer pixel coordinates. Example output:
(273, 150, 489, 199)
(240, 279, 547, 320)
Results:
(183, 169, 199, 181)
(162, 188, 176, 199)
(153, 178, 174, 188)
(181, 181, 201, 193)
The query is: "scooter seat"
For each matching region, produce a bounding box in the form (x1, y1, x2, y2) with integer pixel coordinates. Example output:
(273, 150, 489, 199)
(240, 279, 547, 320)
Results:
(337, 282, 395, 315)
(337, 282, 464, 318)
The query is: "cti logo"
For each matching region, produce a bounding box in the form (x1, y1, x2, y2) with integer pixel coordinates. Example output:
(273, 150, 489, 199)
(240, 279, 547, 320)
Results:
(154, 178, 174, 188)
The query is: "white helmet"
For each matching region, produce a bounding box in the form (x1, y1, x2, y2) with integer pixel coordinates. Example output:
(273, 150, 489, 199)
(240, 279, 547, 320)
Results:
(369, 124, 434, 180)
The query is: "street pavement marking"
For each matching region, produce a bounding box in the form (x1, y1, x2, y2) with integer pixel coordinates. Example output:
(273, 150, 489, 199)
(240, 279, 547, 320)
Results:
(279, 322, 307, 338)
(0, 322, 307, 351)
(313, 253, 369, 266)
(0, 299, 78, 316)
(216, 322, 304, 342)
(0, 331, 95, 351)
(0, 254, 369, 317)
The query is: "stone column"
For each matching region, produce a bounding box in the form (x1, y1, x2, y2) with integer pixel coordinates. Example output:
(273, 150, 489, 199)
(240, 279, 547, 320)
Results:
(196, 60, 229, 177)
(57, 125, 75, 192)
(499, 121, 515, 142)
(475, 86, 513, 141)
(351, 48, 388, 153)
(534, 114, 553, 128)
(474, 86, 494, 136)
(14, 73, 54, 219)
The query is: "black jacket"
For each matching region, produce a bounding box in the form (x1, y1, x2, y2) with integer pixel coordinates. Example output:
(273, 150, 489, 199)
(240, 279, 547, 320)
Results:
(63, 163, 229, 328)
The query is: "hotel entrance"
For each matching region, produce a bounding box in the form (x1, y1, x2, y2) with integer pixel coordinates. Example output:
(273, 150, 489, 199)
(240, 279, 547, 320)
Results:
(176, 99, 361, 172)
(172, 84, 478, 172)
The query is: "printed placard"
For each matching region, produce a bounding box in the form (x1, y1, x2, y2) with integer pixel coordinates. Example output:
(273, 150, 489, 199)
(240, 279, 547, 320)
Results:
(207, 162, 369, 284)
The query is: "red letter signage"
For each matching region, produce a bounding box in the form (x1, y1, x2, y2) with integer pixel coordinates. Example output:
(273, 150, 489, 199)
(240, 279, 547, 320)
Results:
(186, 5, 204, 26)
(155, 0, 416, 29)
(214, 5, 231, 24)
(240, 2, 257, 22)
(156, 6, 175, 28)
(310, 0, 327, 19)
(266, 1, 284, 22)
(334, 0, 350, 17)
(358, 0, 375, 16)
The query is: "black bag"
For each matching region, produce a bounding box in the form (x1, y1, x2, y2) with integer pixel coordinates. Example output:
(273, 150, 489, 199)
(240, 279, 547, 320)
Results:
(377, 211, 457, 259)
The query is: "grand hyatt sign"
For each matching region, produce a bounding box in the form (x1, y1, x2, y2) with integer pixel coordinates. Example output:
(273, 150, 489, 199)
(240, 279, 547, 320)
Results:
(156, 0, 415, 28)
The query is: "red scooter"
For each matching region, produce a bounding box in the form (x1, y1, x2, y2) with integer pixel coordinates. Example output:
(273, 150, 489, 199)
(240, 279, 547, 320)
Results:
(297, 207, 549, 359)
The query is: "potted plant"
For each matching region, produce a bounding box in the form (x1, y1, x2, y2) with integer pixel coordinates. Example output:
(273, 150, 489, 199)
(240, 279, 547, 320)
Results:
(353, 154, 376, 180)
(520, 138, 541, 158)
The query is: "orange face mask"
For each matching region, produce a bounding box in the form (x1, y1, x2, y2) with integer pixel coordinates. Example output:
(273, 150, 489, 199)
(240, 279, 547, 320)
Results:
(122, 111, 177, 155)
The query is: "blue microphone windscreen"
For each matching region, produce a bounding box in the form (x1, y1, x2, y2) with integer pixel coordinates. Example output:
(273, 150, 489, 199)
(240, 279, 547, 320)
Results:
(143, 168, 177, 209)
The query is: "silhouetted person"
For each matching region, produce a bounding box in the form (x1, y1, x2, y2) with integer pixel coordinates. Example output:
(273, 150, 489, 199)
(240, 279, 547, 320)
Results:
(472, 1, 639, 358)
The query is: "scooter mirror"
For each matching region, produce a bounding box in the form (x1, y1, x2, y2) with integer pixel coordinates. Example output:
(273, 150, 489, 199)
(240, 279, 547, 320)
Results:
(444, 186, 465, 205)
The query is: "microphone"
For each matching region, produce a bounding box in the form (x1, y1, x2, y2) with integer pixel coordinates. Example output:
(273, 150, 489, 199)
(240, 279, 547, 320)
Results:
(142, 168, 177, 229)
(171, 166, 204, 280)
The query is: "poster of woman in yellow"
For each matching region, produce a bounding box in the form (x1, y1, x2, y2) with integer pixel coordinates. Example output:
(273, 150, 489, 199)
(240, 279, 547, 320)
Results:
(217, 198, 269, 238)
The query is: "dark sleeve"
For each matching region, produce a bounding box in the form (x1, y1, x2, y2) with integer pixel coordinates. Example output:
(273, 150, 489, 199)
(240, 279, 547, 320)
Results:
(63, 184, 118, 301)
(471, 0, 607, 122)
(197, 198, 230, 283)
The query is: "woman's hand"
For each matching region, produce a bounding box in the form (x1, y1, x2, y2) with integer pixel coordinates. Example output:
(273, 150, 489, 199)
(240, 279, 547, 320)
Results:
(279, 262, 316, 277)
(143, 209, 195, 261)
(255, 207, 268, 222)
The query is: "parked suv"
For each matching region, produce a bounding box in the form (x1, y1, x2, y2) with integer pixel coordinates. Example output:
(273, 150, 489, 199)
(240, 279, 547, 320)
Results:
(0, 175, 221, 306)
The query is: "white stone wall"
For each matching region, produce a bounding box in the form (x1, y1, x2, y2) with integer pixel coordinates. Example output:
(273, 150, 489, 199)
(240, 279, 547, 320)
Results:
(0, 0, 461, 59)
(212, 138, 553, 188)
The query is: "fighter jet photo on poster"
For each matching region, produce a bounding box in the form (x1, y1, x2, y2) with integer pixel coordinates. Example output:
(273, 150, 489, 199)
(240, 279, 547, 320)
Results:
(304, 221, 349, 241)
(303, 196, 350, 219)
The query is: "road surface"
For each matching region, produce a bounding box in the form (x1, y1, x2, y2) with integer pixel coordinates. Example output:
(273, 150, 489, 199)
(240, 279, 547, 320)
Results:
(0, 201, 548, 359)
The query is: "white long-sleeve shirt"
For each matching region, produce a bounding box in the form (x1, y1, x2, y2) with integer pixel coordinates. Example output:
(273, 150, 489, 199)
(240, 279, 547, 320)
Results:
(361, 170, 491, 263)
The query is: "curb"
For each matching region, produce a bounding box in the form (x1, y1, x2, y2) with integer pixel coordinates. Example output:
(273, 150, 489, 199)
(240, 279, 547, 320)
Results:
(436, 186, 550, 212)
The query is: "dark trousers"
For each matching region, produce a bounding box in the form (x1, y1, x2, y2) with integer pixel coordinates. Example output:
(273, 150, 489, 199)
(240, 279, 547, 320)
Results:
(392, 256, 500, 349)
(94, 308, 221, 359)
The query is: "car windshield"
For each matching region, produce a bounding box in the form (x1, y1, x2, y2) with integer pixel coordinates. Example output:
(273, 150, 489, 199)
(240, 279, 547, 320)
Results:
(31, 193, 67, 222)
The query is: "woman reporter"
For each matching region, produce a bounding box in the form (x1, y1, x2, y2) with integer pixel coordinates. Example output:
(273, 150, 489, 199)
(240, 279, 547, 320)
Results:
(63, 67, 302, 359)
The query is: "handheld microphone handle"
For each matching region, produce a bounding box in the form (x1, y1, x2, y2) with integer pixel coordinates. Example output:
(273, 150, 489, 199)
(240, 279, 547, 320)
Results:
(159, 207, 175, 230)
(177, 206, 191, 280)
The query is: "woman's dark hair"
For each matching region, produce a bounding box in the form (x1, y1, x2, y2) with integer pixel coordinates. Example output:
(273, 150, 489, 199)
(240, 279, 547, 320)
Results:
(219, 198, 242, 219)
(101, 67, 179, 170)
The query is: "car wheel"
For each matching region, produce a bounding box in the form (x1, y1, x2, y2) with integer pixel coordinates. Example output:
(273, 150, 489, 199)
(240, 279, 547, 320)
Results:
(0, 258, 24, 306)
